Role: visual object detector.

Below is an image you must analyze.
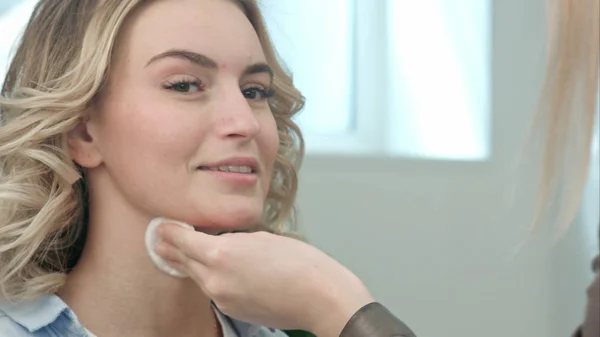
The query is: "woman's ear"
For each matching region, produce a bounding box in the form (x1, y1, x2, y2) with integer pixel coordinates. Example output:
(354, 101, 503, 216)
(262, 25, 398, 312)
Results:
(67, 121, 103, 168)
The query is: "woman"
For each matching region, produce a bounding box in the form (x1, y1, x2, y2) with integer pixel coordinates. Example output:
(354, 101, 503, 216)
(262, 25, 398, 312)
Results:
(0, 1, 596, 337)
(0, 0, 310, 336)
(153, 0, 600, 336)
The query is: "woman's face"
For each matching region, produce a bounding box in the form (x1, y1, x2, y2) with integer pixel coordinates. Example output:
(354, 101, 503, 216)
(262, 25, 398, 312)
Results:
(77, 0, 278, 230)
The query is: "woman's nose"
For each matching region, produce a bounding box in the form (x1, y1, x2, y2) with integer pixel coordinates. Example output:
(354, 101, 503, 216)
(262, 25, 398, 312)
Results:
(214, 86, 261, 140)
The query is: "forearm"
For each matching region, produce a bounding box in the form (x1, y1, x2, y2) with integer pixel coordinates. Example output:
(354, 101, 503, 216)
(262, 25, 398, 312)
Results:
(305, 271, 416, 337)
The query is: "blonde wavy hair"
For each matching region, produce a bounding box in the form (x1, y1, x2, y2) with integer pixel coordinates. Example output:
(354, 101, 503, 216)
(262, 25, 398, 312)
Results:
(0, 0, 304, 303)
(531, 0, 599, 229)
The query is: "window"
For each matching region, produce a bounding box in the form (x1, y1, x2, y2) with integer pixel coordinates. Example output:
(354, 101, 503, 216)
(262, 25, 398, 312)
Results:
(385, 0, 491, 160)
(263, 1, 492, 160)
(259, 1, 357, 149)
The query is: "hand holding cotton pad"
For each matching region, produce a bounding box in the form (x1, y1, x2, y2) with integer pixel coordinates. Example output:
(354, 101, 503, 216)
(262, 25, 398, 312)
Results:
(145, 217, 194, 278)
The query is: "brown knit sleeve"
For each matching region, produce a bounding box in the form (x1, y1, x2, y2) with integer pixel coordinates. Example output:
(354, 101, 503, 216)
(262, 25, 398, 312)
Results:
(339, 302, 416, 337)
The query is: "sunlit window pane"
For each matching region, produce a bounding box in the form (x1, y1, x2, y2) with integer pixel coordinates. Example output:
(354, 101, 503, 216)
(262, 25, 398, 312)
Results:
(260, 0, 355, 135)
(386, 0, 491, 160)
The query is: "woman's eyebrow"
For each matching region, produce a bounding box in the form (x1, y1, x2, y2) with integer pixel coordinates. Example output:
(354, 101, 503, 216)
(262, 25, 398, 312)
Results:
(146, 48, 273, 82)
(146, 49, 218, 69)
(244, 63, 273, 83)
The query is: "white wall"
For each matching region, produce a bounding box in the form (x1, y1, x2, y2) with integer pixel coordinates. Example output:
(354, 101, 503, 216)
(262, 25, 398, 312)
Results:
(295, 0, 599, 336)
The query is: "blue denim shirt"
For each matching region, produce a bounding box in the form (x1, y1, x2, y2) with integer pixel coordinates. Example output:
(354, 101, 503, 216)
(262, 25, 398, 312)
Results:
(0, 294, 286, 337)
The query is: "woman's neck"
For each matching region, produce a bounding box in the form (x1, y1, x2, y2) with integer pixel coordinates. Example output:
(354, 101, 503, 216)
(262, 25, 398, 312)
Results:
(58, 185, 218, 337)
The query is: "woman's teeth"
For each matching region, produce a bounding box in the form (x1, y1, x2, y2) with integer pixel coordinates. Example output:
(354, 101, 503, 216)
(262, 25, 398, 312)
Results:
(199, 165, 254, 173)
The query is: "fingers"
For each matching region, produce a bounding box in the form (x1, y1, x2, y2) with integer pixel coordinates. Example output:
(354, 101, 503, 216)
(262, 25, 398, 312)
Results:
(155, 241, 210, 280)
(155, 231, 229, 301)
(157, 223, 222, 266)
(154, 240, 188, 264)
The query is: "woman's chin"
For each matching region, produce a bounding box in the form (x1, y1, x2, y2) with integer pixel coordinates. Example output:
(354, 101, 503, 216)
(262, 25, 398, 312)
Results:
(189, 210, 263, 234)
(192, 221, 259, 235)
(154, 200, 265, 234)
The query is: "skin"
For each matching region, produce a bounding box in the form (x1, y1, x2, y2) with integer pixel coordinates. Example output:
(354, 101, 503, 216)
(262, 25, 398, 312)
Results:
(156, 227, 375, 336)
(61, 0, 279, 336)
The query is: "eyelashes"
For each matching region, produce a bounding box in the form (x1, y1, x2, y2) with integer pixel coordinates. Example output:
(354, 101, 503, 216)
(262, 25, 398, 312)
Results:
(241, 87, 275, 100)
(163, 78, 274, 101)
(163, 79, 205, 93)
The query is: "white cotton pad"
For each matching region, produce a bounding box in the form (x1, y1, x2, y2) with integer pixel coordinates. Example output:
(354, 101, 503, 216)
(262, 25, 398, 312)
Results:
(145, 217, 194, 278)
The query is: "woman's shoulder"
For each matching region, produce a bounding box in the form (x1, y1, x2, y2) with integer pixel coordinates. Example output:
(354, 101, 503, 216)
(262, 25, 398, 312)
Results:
(0, 314, 31, 336)
(0, 294, 87, 336)
(0, 295, 68, 336)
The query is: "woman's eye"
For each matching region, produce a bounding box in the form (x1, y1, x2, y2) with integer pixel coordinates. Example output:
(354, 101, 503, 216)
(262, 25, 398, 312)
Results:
(164, 80, 203, 93)
(242, 87, 274, 101)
